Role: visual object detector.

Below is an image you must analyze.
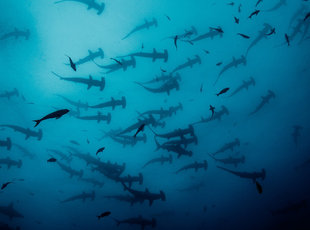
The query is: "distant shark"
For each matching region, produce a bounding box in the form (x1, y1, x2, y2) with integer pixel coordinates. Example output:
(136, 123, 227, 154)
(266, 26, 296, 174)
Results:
(0, 88, 19, 100)
(54, 0, 105, 15)
(74, 48, 104, 66)
(0, 203, 24, 220)
(60, 191, 95, 203)
(0, 125, 42, 140)
(249, 90, 275, 115)
(0, 138, 12, 150)
(189, 28, 223, 43)
(52, 72, 105, 91)
(0, 28, 30, 40)
(89, 97, 126, 110)
(230, 77, 256, 97)
(118, 49, 168, 62)
(246, 23, 272, 55)
(214, 55, 246, 85)
(171, 55, 201, 73)
(94, 56, 136, 74)
(122, 18, 158, 40)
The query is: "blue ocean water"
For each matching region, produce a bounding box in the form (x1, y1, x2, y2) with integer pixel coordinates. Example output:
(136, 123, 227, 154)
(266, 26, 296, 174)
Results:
(0, 0, 310, 229)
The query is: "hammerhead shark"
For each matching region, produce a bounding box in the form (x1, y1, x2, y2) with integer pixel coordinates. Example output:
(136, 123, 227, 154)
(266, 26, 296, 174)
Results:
(230, 77, 256, 97)
(54, 0, 105, 15)
(143, 155, 173, 168)
(107, 173, 143, 188)
(217, 166, 266, 182)
(151, 125, 195, 139)
(74, 48, 104, 66)
(122, 18, 158, 40)
(93, 56, 136, 74)
(122, 183, 166, 206)
(104, 194, 141, 206)
(292, 125, 303, 147)
(249, 90, 275, 115)
(0, 157, 22, 169)
(60, 191, 95, 203)
(13, 144, 35, 159)
(176, 160, 208, 174)
(79, 177, 104, 188)
(76, 111, 111, 123)
(192, 106, 229, 125)
(264, 0, 287, 12)
(114, 216, 156, 229)
(105, 132, 147, 147)
(190, 28, 223, 43)
(138, 103, 183, 120)
(52, 72, 105, 91)
(155, 139, 193, 158)
(47, 149, 72, 163)
(0, 137, 12, 150)
(246, 23, 272, 55)
(0, 203, 24, 219)
(119, 49, 168, 62)
(56, 161, 83, 178)
(1, 125, 43, 140)
(89, 96, 126, 110)
(171, 55, 201, 73)
(136, 77, 180, 95)
(212, 138, 240, 155)
(0, 28, 30, 40)
(138, 72, 181, 85)
(0, 88, 19, 100)
(208, 154, 245, 167)
(214, 55, 246, 85)
(161, 135, 198, 148)
(57, 95, 89, 111)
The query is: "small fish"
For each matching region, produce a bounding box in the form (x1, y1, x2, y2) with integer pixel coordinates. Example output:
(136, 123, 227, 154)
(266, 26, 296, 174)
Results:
(47, 157, 57, 163)
(174, 35, 178, 49)
(238, 4, 242, 13)
(33, 109, 69, 127)
(256, 0, 263, 7)
(96, 147, 105, 155)
(248, 10, 260, 19)
(203, 49, 210, 54)
(216, 88, 230, 96)
(227, 2, 234, 6)
(216, 62, 223, 66)
(304, 12, 310, 21)
(1, 182, 12, 190)
(237, 33, 250, 39)
(87, 139, 90, 144)
(209, 105, 215, 117)
(141, 43, 144, 49)
(66, 55, 76, 71)
(160, 68, 167, 72)
(265, 28, 276, 36)
(255, 181, 263, 194)
(234, 17, 240, 24)
(110, 58, 122, 66)
(165, 14, 171, 21)
(200, 83, 203, 92)
(134, 123, 145, 138)
(98, 211, 111, 220)
(285, 34, 290, 46)
(210, 27, 223, 33)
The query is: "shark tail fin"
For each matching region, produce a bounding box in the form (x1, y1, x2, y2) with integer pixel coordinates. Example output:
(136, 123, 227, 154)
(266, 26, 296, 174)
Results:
(97, 3, 105, 15)
(18, 160, 22, 168)
(154, 137, 161, 151)
(33, 120, 41, 127)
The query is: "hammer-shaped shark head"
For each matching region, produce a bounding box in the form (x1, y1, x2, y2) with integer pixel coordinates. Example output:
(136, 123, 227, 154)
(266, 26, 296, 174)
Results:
(261, 169, 266, 180)
(97, 3, 105, 15)
(106, 113, 112, 124)
(99, 77, 105, 91)
(37, 129, 43, 141)
(121, 96, 126, 108)
(151, 218, 157, 228)
(138, 173, 143, 185)
(6, 137, 12, 151)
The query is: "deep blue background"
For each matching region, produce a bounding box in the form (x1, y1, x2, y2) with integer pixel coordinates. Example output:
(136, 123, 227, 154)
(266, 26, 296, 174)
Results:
(0, 0, 310, 229)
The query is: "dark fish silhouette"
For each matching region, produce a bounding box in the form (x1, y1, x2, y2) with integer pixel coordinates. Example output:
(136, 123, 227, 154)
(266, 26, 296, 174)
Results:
(33, 109, 69, 127)
(1, 182, 12, 190)
(97, 211, 111, 220)
(237, 33, 250, 39)
(285, 34, 290, 46)
(248, 10, 260, 19)
(304, 12, 310, 21)
(96, 147, 105, 155)
(210, 105, 215, 117)
(265, 28, 276, 36)
(66, 55, 76, 71)
(174, 35, 178, 49)
(234, 17, 240, 24)
(47, 157, 57, 163)
(134, 124, 145, 138)
(216, 88, 230, 96)
(110, 58, 122, 66)
(255, 181, 263, 194)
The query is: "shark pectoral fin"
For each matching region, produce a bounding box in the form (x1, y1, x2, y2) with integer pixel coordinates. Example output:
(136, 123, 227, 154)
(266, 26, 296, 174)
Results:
(149, 200, 153, 206)
(87, 84, 91, 90)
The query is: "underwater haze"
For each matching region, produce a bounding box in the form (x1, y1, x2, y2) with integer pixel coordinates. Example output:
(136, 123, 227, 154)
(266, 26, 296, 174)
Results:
(1, 0, 310, 229)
